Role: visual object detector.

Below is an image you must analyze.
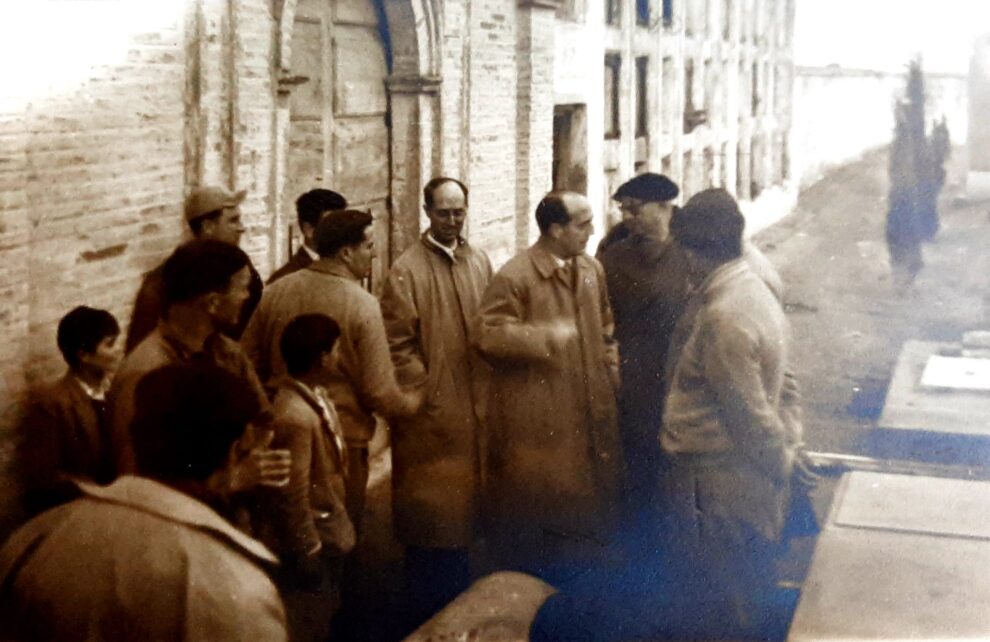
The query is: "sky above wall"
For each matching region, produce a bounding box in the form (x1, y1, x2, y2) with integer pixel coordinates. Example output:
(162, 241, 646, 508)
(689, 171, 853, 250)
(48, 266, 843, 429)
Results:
(794, 0, 990, 74)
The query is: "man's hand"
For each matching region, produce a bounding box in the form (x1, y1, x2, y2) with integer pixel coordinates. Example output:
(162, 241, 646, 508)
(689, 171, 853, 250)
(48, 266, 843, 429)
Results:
(227, 430, 291, 492)
(545, 320, 578, 356)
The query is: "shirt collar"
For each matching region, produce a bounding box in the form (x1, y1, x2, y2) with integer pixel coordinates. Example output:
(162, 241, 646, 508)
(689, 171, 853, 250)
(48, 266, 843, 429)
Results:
(75, 476, 279, 565)
(302, 244, 319, 262)
(72, 374, 110, 401)
(423, 231, 461, 261)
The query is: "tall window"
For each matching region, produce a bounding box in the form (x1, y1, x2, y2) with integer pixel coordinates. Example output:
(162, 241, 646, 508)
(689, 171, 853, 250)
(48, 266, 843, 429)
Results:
(751, 62, 760, 115)
(722, 0, 731, 40)
(636, 0, 650, 25)
(683, 59, 695, 133)
(605, 0, 620, 25)
(635, 57, 649, 137)
(662, 0, 673, 26)
(604, 54, 621, 139)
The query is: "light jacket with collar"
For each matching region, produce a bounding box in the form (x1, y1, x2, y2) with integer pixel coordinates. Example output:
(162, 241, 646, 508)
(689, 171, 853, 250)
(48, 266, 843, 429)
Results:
(242, 261, 417, 445)
(475, 243, 623, 560)
(380, 232, 492, 548)
(0, 476, 287, 641)
(259, 377, 355, 558)
(661, 258, 797, 539)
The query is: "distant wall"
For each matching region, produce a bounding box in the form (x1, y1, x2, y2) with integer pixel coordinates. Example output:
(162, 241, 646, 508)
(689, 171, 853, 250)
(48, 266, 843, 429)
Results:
(791, 66, 967, 188)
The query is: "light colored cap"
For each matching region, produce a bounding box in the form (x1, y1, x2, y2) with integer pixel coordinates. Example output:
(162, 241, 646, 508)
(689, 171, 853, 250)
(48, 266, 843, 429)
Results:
(184, 185, 247, 222)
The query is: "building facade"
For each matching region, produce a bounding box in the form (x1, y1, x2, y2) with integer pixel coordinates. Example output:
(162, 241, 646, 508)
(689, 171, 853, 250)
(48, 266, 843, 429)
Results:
(0, 0, 794, 528)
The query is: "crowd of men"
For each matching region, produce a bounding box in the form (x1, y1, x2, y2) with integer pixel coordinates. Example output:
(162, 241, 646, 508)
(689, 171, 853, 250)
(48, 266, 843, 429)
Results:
(0, 172, 809, 641)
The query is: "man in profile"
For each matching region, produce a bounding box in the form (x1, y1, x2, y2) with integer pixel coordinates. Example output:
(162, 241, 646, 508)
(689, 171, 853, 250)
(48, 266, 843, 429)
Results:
(269, 188, 348, 284)
(0, 363, 289, 641)
(476, 191, 622, 581)
(126, 185, 263, 351)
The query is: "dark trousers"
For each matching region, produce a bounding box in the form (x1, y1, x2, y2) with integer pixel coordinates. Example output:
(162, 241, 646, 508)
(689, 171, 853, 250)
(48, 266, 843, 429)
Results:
(343, 442, 369, 532)
(403, 546, 471, 627)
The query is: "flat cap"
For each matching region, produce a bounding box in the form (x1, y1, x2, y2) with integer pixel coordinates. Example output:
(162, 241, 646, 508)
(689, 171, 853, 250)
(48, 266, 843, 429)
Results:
(185, 185, 247, 222)
(612, 173, 679, 203)
(669, 188, 745, 257)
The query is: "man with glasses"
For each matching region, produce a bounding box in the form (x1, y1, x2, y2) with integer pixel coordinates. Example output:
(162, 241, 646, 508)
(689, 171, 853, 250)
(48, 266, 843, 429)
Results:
(380, 177, 492, 622)
(597, 173, 685, 521)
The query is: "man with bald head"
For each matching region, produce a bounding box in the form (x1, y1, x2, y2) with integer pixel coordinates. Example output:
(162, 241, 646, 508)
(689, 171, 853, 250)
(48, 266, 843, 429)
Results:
(476, 191, 622, 581)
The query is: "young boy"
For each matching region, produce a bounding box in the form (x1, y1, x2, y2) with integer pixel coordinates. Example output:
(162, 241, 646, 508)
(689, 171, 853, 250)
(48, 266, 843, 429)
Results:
(21, 306, 122, 514)
(262, 313, 354, 642)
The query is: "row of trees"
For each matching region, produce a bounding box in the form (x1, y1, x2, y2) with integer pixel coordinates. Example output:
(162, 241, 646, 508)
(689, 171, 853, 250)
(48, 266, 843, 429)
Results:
(886, 59, 951, 288)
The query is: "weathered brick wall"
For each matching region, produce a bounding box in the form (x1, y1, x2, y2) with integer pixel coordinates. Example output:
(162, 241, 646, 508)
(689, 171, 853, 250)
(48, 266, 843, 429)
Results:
(0, 6, 188, 532)
(0, 1, 278, 533)
(464, 0, 520, 267)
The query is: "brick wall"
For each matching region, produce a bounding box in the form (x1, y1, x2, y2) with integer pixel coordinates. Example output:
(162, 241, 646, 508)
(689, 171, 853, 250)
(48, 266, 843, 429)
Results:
(0, 4, 189, 531)
(0, 1, 279, 534)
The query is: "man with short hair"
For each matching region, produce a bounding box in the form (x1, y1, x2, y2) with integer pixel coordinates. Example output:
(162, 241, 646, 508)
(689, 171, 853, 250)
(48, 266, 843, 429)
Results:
(0, 363, 289, 641)
(125, 185, 263, 352)
(380, 177, 492, 616)
(268, 189, 348, 284)
(109, 239, 290, 492)
(243, 210, 422, 527)
(20, 306, 122, 513)
(476, 191, 622, 580)
(596, 173, 683, 511)
(660, 188, 801, 638)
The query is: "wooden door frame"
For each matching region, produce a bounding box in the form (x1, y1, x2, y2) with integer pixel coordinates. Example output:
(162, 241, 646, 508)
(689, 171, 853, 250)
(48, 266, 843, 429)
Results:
(271, 0, 442, 272)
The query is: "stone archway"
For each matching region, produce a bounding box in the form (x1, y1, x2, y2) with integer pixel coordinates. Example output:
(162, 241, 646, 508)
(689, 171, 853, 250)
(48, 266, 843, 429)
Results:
(271, 0, 441, 286)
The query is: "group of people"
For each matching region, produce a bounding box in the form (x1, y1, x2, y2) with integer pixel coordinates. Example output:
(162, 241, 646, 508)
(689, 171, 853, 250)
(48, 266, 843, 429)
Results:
(0, 171, 807, 641)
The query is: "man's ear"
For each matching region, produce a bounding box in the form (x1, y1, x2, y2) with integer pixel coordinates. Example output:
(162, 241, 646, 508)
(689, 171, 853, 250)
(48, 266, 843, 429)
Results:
(202, 292, 222, 315)
(300, 221, 315, 242)
(547, 222, 564, 240)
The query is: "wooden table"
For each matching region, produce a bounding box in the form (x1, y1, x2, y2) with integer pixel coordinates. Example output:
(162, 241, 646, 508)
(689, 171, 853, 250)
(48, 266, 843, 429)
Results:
(788, 471, 990, 640)
(876, 340, 990, 462)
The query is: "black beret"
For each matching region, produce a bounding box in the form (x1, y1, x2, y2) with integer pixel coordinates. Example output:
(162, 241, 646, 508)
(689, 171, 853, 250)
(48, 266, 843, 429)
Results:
(612, 173, 679, 203)
(669, 188, 745, 259)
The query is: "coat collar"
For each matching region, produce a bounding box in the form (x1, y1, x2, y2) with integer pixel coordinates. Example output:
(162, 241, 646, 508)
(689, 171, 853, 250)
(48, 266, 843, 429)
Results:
(528, 242, 574, 280)
(76, 476, 279, 565)
(696, 257, 750, 300)
(306, 260, 358, 282)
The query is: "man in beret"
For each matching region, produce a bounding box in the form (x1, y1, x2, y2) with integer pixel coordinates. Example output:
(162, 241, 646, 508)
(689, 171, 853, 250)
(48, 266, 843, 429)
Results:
(660, 188, 802, 638)
(125, 185, 264, 352)
(596, 173, 685, 517)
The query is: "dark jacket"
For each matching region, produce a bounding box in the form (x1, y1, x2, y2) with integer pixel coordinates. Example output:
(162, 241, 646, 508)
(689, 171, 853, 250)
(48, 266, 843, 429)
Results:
(20, 374, 114, 513)
(125, 255, 263, 353)
(267, 247, 314, 285)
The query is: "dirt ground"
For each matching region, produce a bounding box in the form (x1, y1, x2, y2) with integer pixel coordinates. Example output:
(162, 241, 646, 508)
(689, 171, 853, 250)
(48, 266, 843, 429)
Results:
(756, 146, 989, 456)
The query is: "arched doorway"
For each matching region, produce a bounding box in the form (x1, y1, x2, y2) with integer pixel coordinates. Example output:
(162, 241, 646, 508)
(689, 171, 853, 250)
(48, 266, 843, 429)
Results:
(282, 0, 392, 291)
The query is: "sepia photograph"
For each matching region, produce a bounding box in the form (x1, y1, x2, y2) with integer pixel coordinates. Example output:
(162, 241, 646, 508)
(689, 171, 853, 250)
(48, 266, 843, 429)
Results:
(0, 0, 988, 639)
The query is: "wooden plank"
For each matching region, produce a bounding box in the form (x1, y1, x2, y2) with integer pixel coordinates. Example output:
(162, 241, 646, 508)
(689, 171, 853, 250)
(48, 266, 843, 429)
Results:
(288, 19, 324, 120)
(831, 471, 990, 539)
(788, 526, 990, 641)
(333, 27, 388, 117)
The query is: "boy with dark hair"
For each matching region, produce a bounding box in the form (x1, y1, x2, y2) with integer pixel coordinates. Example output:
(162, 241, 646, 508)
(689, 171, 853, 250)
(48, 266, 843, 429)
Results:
(269, 189, 348, 284)
(1, 363, 288, 641)
(21, 306, 122, 513)
(262, 313, 354, 642)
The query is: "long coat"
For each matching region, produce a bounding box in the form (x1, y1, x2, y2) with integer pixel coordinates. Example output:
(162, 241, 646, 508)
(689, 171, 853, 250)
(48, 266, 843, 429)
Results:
(475, 243, 622, 565)
(380, 235, 492, 549)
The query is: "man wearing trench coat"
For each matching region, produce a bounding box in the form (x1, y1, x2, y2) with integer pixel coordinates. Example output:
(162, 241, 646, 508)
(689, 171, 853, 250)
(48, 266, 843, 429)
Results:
(475, 191, 623, 581)
(381, 177, 493, 617)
